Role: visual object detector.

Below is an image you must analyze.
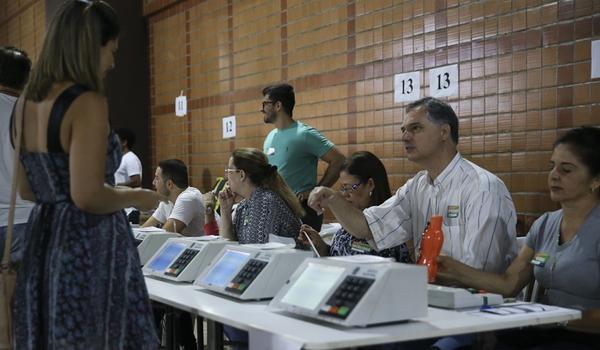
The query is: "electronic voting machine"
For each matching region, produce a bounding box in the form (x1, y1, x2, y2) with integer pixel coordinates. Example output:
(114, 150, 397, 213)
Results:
(143, 236, 233, 282)
(269, 255, 428, 327)
(133, 227, 180, 265)
(195, 243, 313, 300)
(427, 284, 504, 309)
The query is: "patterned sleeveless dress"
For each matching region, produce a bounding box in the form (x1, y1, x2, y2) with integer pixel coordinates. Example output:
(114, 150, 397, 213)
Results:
(12, 85, 158, 349)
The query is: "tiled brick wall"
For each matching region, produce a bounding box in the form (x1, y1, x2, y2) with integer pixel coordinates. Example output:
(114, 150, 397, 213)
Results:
(146, 0, 600, 231)
(2, 1, 599, 233)
(0, 0, 45, 63)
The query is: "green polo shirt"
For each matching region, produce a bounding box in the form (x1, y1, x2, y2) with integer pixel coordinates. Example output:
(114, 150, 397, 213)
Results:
(263, 121, 334, 194)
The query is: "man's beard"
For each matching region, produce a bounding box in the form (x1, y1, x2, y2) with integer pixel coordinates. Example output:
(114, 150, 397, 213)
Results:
(263, 112, 276, 124)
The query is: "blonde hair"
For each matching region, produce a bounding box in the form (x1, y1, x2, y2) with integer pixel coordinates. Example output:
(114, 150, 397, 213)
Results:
(232, 148, 305, 218)
(25, 0, 119, 101)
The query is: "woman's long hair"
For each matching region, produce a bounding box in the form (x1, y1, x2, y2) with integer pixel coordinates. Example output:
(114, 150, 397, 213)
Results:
(232, 148, 305, 218)
(25, 0, 119, 101)
(341, 151, 392, 206)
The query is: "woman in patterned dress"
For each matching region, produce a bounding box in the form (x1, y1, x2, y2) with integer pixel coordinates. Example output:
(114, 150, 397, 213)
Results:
(218, 148, 304, 244)
(298, 151, 412, 263)
(11, 1, 164, 348)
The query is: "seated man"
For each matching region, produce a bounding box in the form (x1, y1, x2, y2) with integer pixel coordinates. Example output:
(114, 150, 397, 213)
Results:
(309, 97, 518, 273)
(142, 159, 204, 236)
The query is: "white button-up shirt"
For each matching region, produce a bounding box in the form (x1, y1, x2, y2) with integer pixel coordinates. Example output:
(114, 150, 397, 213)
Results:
(364, 153, 518, 272)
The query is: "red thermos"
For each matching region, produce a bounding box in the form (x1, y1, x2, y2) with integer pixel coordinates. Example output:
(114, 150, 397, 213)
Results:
(417, 215, 444, 283)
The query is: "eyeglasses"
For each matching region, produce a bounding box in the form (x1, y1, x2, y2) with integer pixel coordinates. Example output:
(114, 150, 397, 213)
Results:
(224, 168, 241, 176)
(339, 182, 363, 194)
(262, 101, 276, 109)
(400, 123, 425, 135)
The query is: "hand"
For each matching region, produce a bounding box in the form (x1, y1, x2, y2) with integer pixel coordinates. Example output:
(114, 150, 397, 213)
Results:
(436, 255, 468, 285)
(203, 191, 216, 215)
(296, 190, 312, 203)
(297, 224, 328, 256)
(307, 186, 336, 215)
(134, 189, 167, 211)
(218, 187, 235, 214)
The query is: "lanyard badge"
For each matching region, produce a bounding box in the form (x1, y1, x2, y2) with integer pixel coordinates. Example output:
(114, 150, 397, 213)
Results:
(530, 252, 550, 267)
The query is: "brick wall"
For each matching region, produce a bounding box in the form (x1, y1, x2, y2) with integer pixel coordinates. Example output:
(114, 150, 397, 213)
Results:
(2, 0, 599, 232)
(0, 0, 45, 63)
(145, 0, 600, 231)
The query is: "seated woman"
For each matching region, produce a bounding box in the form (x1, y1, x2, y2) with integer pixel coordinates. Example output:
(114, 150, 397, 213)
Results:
(298, 151, 412, 263)
(219, 148, 304, 243)
(437, 127, 600, 349)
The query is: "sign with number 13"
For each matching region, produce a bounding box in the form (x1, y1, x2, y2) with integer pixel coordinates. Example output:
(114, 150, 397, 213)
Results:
(394, 71, 421, 103)
(428, 64, 458, 98)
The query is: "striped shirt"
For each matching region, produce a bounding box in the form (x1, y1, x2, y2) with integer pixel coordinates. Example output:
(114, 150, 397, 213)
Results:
(364, 153, 518, 272)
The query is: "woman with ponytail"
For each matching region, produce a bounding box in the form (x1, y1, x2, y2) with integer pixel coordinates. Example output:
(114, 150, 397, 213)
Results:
(219, 148, 304, 243)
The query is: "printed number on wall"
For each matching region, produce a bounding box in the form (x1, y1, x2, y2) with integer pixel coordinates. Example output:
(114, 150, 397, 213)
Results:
(429, 64, 458, 98)
(394, 71, 421, 103)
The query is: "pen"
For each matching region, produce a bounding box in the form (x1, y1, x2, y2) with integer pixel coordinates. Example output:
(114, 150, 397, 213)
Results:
(303, 230, 321, 258)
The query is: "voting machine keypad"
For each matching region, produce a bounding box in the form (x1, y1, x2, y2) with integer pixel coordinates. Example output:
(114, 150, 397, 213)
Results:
(165, 248, 200, 277)
(319, 276, 374, 319)
(226, 259, 267, 294)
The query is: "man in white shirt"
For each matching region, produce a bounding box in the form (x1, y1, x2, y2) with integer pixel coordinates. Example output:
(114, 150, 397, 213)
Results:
(309, 97, 518, 273)
(114, 128, 142, 187)
(0, 46, 33, 263)
(114, 128, 143, 223)
(141, 159, 204, 236)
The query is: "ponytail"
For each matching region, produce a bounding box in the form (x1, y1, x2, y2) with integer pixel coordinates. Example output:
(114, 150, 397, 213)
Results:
(232, 148, 305, 218)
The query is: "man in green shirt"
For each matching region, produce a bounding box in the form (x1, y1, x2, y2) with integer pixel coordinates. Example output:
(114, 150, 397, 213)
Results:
(262, 83, 344, 231)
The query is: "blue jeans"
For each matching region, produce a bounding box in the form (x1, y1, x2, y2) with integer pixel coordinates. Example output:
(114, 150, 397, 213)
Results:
(0, 223, 27, 264)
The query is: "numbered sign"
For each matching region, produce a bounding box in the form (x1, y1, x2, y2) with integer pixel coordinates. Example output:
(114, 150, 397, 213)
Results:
(394, 71, 421, 103)
(429, 64, 458, 98)
(592, 40, 600, 78)
(175, 95, 187, 117)
(222, 115, 236, 139)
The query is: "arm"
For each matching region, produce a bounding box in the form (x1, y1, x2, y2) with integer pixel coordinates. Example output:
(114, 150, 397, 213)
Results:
(297, 224, 329, 257)
(436, 244, 536, 297)
(117, 174, 141, 188)
(163, 218, 186, 233)
(567, 309, 600, 333)
(218, 187, 236, 240)
(141, 216, 161, 228)
(309, 180, 415, 251)
(308, 186, 372, 239)
(69, 93, 163, 213)
(316, 146, 345, 188)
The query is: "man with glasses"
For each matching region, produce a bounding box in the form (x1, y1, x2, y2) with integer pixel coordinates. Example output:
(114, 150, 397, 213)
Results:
(309, 97, 518, 274)
(141, 159, 205, 236)
(262, 83, 345, 231)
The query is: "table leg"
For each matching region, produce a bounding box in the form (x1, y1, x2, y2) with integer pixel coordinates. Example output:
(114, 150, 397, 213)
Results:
(206, 319, 224, 350)
(164, 306, 175, 350)
(196, 316, 204, 350)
